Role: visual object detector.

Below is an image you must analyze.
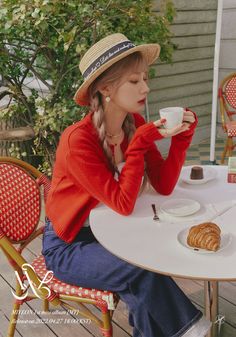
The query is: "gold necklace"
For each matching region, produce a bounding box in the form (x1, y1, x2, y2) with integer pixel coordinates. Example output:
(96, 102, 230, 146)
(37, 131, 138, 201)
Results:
(106, 129, 123, 138)
(106, 129, 124, 146)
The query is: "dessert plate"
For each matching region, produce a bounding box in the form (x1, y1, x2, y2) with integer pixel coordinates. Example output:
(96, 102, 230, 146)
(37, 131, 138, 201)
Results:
(181, 166, 217, 185)
(160, 199, 200, 217)
(177, 228, 232, 254)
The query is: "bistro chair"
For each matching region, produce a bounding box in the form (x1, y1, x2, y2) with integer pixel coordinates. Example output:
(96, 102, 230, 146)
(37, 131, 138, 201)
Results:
(0, 156, 119, 337)
(218, 72, 236, 163)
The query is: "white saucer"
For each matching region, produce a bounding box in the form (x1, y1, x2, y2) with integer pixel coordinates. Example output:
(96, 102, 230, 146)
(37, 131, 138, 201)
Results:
(177, 228, 232, 254)
(160, 198, 201, 217)
(181, 166, 217, 185)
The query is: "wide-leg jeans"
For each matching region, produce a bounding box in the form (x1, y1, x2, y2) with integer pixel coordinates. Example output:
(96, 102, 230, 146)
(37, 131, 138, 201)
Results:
(42, 219, 202, 337)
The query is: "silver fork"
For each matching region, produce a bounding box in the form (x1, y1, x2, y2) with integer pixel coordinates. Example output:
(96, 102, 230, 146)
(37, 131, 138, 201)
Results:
(151, 204, 160, 221)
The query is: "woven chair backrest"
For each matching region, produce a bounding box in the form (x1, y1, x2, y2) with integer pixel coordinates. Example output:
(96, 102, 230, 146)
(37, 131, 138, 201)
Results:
(224, 74, 236, 110)
(0, 162, 41, 243)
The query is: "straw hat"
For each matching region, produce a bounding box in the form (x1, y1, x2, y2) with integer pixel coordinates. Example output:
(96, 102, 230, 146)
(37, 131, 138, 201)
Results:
(74, 33, 160, 106)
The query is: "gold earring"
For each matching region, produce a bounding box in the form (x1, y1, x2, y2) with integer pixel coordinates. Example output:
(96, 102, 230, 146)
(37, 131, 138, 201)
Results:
(105, 96, 111, 103)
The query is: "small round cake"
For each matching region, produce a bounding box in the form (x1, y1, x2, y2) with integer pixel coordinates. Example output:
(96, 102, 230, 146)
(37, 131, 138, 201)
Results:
(190, 166, 204, 180)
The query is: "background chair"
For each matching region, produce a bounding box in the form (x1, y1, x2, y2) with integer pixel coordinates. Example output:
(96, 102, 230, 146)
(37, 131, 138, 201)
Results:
(218, 72, 236, 163)
(0, 156, 119, 337)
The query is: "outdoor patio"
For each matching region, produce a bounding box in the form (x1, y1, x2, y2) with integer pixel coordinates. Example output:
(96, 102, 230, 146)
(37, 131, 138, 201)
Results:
(0, 138, 235, 337)
(1, 0, 236, 335)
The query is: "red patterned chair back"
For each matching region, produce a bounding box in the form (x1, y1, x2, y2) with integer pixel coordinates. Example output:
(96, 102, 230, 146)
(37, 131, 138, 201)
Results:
(219, 72, 236, 122)
(218, 73, 236, 163)
(0, 157, 49, 243)
(224, 74, 236, 110)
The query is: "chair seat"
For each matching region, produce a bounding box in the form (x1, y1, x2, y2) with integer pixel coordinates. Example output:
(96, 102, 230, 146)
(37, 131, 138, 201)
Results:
(226, 121, 236, 137)
(32, 255, 118, 310)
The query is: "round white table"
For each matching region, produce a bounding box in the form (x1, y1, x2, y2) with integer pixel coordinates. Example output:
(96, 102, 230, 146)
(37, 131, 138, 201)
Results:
(90, 165, 236, 337)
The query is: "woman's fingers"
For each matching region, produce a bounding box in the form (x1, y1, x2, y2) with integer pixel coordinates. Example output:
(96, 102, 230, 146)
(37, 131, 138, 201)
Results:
(158, 122, 190, 138)
(169, 122, 190, 135)
(153, 118, 166, 128)
(183, 116, 195, 123)
(183, 110, 195, 124)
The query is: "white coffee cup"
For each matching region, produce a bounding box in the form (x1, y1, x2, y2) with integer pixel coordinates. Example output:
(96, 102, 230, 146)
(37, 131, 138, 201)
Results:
(159, 107, 184, 129)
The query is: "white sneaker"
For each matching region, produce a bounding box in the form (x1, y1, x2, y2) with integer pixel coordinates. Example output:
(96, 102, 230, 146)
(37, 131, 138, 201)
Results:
(182, 316, 212, 337)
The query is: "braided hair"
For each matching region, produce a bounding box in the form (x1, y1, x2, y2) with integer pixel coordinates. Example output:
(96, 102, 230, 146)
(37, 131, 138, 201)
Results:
(88, 52, 149, 192)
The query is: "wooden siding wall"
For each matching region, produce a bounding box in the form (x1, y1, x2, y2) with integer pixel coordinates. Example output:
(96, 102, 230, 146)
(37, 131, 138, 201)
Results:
(218, 0, 236, 126)
(150, 0, 218, 145)
(219, 0, 236, 79)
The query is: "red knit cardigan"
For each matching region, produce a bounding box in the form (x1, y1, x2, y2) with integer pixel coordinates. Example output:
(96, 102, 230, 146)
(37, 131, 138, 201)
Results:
(46, 111, 197, 242)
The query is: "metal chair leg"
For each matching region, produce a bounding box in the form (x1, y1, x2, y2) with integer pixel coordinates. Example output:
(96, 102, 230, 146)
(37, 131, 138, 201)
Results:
(8, 282, 23, 337)
(204, 281, 219, 337)
(100, 310, 113, 337)
(221, 137, 234, 164)
(43, 299, 49, 312)
(228, 138, 233, 157)
(221, 140, 228, 164)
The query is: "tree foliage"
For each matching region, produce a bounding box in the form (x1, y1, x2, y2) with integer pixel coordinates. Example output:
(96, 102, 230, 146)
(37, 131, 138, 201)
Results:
(0, 0, 175, 174)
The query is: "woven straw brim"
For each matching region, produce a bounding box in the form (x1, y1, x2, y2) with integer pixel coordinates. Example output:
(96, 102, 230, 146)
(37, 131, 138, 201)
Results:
(74, 43, 160, 106)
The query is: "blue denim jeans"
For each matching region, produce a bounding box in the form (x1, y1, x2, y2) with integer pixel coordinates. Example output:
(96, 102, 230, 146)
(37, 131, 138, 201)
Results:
(42, 219, 202, 337)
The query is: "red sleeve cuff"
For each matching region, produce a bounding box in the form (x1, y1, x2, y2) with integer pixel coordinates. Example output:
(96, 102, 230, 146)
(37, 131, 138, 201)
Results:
(133, 121, 164, 142)
(125, 122, 164, 157)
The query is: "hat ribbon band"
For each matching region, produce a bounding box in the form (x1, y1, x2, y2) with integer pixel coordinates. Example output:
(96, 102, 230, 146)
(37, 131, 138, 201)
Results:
(83, 40, 135, 80)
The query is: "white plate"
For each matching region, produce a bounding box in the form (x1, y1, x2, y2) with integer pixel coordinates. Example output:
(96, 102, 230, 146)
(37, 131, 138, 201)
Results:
(181, 166, 217, 185)
(177, 228, 232, 254)
(160, 199, 201, 217)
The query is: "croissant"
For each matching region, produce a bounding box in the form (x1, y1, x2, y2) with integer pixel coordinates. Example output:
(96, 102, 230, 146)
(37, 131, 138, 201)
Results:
(187, 222, 221, 251)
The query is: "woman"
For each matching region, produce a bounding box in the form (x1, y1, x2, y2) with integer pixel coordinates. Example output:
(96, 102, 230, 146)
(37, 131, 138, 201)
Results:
(43, 33, 210, 337)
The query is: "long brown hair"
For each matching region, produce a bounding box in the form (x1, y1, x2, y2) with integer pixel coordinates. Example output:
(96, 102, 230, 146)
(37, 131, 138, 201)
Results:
(88, 52, 149, 193)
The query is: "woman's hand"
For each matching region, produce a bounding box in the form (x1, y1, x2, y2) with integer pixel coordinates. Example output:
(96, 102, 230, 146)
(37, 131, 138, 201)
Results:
(153, 110, 196, 138)
(183, 109, 195, 124)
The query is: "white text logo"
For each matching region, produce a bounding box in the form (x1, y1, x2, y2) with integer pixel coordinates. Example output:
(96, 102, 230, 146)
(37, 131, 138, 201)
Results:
(11, 263, 54, 300)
